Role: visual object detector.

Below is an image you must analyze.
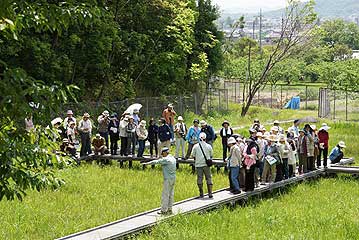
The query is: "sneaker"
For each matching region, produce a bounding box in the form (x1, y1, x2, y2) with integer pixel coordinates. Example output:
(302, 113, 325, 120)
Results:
(157, 211, 167, 215)
(232, 190, 241, 194)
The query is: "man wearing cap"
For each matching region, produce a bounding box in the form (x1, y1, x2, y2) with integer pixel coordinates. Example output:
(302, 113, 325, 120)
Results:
(98, 110, 110, 149)
(142, 147, 176, 215)
(226, 137, 241, 194)
(191, 132, 214, 198)
(317, 123, 330, 168)
(108, 114, 120, 155)
(162, 103, 176, 141)
(329, 141, 346, 164)
(136, 120, 148, 157)
(174, 116, 187, 162)
(78, 113, 92, 157)
(220, 120, 233, 161)
(63, 109, 76, 130)
(185, 119, 201, 159)
(200, 120, 216, 146)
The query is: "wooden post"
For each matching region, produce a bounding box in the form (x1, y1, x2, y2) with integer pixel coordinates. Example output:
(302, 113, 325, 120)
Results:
(346, 89, 348, 121)
(305, 85, 308, 110)
(270, 84, 273, 108)
(333, 89, 336, 120)
(218, 90, 221, 112)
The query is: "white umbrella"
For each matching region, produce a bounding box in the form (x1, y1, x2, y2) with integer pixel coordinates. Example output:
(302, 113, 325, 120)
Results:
(51, 117, 63, 126)
(124, 103, 142, 115)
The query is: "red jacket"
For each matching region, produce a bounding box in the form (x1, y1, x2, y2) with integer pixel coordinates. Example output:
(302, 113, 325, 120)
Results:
(318, 130, 329, 148)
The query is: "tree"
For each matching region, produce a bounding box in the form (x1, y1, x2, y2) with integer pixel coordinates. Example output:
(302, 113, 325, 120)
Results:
(224, 0, 317, 116)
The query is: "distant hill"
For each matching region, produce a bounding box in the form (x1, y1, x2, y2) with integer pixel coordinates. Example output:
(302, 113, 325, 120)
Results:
(220, 0, 359, 23)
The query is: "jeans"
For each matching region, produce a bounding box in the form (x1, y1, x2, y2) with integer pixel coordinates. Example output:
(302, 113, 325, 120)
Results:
(331, 152, 344, 164)
(99, 131, 109, 148)
(169, 124, 174, 140)
(80, 132, 92, 157)
(137, 140, 145, 157)
(175, 137, 185, 159)
(161, 178, 175, 213)
(230, 166, 240, 191)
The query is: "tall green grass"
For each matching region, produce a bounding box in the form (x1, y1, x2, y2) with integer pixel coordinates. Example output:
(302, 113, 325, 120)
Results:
(137, 176, 359, 240)
(0, 164, 228, 240)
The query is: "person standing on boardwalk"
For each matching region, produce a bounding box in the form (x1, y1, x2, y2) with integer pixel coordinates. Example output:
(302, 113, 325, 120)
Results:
(136, 120, 148, 157)
(174, 116, 187, 161)
(142, 147, 176, 215)
(63, 109, 76, 130)
(162, 103, 176, 141)
(317, 123, 330, 168)
(288, 119, 300, 138)
(158, 118, 171, 150)
(185, 119, 201, 159)
(220, 120, 233, 161)
(200, 120, 216, 146)
(297, 129, 310, 174)
(119, 115, 129, 157)
(78, 113, 92, 157)
(148, 118, 159, 158)
(304, 124, 315, 171)
(97, 110, 110, 149)
(126, 116, 137, 168)
(108, 114, 120, 155)
(226, 137, 242, 194)
(261, 135, 281, 184)
(191, 132, 213, 198)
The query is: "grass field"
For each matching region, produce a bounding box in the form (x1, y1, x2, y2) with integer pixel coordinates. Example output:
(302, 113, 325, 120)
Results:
(137, 176, 359, 240)
(1, 105, 358, 239)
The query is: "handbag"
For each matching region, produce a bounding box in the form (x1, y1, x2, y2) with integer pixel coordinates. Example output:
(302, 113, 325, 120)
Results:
(198, 141, 213, 167)
(265, 155, 277, 165)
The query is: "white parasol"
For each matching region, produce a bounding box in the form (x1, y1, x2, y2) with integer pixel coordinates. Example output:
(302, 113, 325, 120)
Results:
(124, 103, 142, 115)
(51, 117, 63, 126)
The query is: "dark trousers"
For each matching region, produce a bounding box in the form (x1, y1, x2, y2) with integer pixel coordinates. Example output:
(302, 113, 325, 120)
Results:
(110, 135, 118, 155)
(275, 163, 283, 182)
(126, 136, 136, 168)
(222, 143, 230, 160)
(186, 143, 195, 159)
(317, 148, 328, 167)
(137, 140, 145, 157)
(288, 165, 295, 178)
(80, 132, 92, 157)
(245, 166, 255, 191)
(120, 137, 127, 156)
(99, 131, 109, 148)
(282, 158, 289, 179)
(331, 152, 344, 164)
(307, 156, 315, 171)
(149, 140, 158, 157)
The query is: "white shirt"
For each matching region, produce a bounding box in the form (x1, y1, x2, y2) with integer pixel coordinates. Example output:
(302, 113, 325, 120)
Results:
(78, 119, 92, 133)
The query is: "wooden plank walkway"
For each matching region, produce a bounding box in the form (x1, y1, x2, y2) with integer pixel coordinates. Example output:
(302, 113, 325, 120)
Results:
(58, 157, 354, 240)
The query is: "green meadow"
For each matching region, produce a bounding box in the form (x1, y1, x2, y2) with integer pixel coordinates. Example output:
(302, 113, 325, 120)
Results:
(1, 106, 358, 239)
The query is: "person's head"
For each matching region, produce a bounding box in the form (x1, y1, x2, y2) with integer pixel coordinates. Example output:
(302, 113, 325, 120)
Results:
(319, 123, 331, 132)
(159, 118, 166, 125)
(287, 130, 294, 139)
(227, 137, 236, 147)
(51, 117, 63, 128)
(167, 103, 173, 111)
(304, 124, 313, 133)
(200, 120, 207, 128)
(128, 115, 134, 123)
(133, 109, 139, 115)
(199, 132, 207, 141)
(222, 120, 230, 128)
(193, 119, 199, 127)
(338, 141, 346, 149)
(177, 116, 184, 122)
(294, 119, 300, 127)
(270, 126, 279, 135)
(67, 109, 73, 117)
(149, 118, 155, 125)
(69, 121, 76, 129)
(102, 110, 109, 117)
(299, 129, 305, 136)
(279, 134, 286, 144)
(253, 118, 260, 124)
(140, 120, 146, 128)
(257, 132, 263, 139)
(83, 113, 90, 120)
(266, 135, 278, 145)
(62, 138, 69, 145)
(161, 147, 170, 157)
(110, 114, 117, 121)
(96, 133, 101, 139)
(249, 128, 257, 137)
(273, 120, 280, 126)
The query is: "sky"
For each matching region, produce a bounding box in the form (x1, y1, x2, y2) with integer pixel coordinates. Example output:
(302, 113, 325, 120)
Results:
(212, 0, 304, 13)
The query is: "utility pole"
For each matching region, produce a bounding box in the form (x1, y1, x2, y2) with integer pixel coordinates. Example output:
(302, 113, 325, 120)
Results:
(259, 9, 262, 51)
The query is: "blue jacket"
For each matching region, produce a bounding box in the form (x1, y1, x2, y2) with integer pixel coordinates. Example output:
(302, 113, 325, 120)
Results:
(201, 125, 215, 142)
(186, 126, 201, 144)
(329, 146, 343, 161)
(158, 124, 171, 142)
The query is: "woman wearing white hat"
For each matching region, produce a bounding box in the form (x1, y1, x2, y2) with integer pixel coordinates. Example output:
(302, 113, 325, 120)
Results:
(174, 116, 187, 162)
(136, 120, 148, 157)
(317, 123, 330, 168)
(329, 141, 346, 164)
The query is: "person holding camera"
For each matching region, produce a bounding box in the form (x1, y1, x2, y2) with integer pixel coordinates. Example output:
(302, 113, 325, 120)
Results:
(98, 110, 110, 148)
(174, 116, 187, 162)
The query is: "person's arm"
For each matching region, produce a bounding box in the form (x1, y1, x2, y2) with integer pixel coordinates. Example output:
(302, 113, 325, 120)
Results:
(143, 158, 167, 165)
(186, 127, 192, 142)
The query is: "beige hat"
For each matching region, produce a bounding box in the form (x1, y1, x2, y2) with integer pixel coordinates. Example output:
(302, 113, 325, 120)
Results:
(338, 141, 346, 148)
(66, 110, 73, 115)
(83, 113, 90, 118)
(177, 116, 183, 121)
(227, 137, 236, 145)
(140, 120, 146, 126)
(51, 117, 63, 126)
(96, 133, 101, 137)
(319, 123, 331, 131)
(102, 110, 109, 116)
(168, 103, 173, 108)
(279, 134, 286, 141)
(310, 125, 317, 131)
(200, 120, 207, 126)
(270, 126, 279, 132)
(62, 138, 69, 143)
(266, 134, 278, 142)
(273, 120, 280, 125)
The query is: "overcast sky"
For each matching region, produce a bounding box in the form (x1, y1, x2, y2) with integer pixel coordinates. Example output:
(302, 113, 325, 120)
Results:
(212, 0, 304, 13)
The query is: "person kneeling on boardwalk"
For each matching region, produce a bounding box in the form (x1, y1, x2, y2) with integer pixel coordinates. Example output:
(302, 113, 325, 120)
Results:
(92, 134, 108, 158)
(191, 132, 214, 198)
(329, 141, 346, 164)
(226, 137, 242, 194)
(142, 147, 176, 215)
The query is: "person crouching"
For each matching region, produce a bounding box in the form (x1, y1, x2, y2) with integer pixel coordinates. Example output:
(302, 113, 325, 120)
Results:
(142, 147, 176, 215)
(92, 133, 108, 156)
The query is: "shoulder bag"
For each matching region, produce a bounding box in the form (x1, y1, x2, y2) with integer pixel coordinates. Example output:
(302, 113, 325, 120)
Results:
(198, 141, 213, 167)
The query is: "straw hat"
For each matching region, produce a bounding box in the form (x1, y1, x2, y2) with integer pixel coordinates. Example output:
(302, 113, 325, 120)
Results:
(222, 120, 230, 127)
(266, 134, 278, 142)
(177, 116, 184, 121)
(200, 120, 207, 126)
(319, 123, 331, 131)
(338, 141, 346, 148)
(227, 137, 236, 145)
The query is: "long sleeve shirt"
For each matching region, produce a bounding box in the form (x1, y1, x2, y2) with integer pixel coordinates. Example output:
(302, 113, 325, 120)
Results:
(78, 119, 92, 134)
(318, 130, 329, 148)
(148, 155, 176, 179)
(329, 146, 343, 161)
(136, 125, 148, 140)
(228, 144, 242, 167)
(98, 115, 110, 133)
(191, 141, 213, 168)
(162, 109, 176, 125)
(186, 126, 200, 144)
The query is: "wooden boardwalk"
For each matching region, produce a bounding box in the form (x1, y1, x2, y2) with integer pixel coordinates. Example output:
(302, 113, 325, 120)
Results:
(58, 158, 354, 240)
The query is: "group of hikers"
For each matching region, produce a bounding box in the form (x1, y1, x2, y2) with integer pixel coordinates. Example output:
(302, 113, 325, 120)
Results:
(25, 103, 347, 215)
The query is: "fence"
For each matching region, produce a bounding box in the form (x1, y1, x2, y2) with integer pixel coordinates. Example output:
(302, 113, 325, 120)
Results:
(61, 94, 201, 119)
(202, 88, 229, 113)
(318, 88, 359, 122)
